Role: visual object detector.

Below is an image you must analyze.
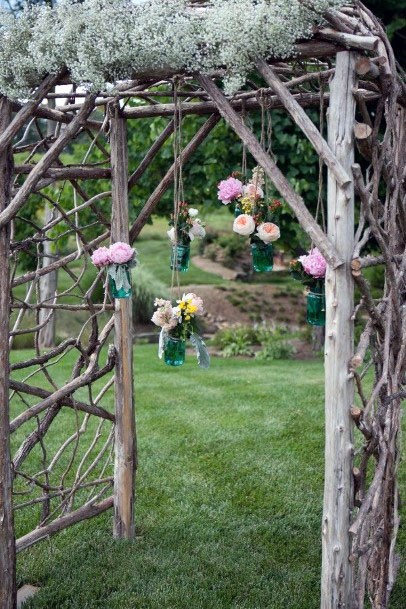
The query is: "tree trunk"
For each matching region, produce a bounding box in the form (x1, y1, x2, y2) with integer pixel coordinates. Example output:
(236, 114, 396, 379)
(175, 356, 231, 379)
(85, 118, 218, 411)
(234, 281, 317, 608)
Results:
(0, 97, 16, 609)
(321, 51, 356, 609)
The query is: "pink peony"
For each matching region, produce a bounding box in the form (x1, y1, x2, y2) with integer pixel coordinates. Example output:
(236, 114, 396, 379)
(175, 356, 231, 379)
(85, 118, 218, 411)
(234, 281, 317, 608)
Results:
(109, 242, 135, 264)
(217, 177, 243, 204)
(243, 183, 264, 200)
(298, 247, 327, 278)
(257, 222, 280, 243)
(91, 246, 112, 267)
(233, 214, 256, 236)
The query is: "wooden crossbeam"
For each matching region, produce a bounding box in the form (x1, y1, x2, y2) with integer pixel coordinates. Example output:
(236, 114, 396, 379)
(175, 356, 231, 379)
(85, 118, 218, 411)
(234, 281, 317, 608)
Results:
(255, 58, 352, 190)
(0, 95, 97, 229)
(197, 74, 343, 269)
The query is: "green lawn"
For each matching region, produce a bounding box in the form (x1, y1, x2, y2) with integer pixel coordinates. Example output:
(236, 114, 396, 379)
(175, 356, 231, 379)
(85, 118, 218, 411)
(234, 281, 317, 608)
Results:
(15, 346, 405, 609)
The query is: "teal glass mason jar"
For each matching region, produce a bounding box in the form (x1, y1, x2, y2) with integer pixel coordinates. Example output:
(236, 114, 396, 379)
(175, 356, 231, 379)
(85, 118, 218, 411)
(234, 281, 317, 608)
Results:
(164, 337, 186, 367)
(109, 268, 132, 298)
(170, 244, 190, 272)
(250, 242, 273, 273)
(307, 281, 325, 326)
(234, 203, 242, 218)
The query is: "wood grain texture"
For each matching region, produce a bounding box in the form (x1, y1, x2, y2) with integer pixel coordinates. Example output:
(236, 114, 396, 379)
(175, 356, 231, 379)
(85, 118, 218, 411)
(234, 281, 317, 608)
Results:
(110, 111, 136, 539)
(0, 97, 16, 609)
(321, 51, 356, 609)
(197, 74, 343, 270)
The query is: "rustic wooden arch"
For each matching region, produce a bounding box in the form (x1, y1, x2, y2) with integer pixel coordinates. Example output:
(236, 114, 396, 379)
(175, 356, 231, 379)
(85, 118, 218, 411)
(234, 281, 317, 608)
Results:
(0, 3, 404, 609)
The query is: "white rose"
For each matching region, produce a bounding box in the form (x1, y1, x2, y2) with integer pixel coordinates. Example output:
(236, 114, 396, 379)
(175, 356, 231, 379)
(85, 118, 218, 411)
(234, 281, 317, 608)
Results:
(189, 221, 206, 239)
(257, 222, 280, 243)
(167, 227, 176, 242)
(188, 208, 199, 218)
(233, 214, 256, 236)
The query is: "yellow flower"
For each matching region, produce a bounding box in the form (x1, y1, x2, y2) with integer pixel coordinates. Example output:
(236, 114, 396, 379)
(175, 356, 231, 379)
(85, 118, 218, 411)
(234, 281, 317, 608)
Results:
(240, 196, 253, 214)
(186, 304, 198, 314)
(185, 315, 191, 321)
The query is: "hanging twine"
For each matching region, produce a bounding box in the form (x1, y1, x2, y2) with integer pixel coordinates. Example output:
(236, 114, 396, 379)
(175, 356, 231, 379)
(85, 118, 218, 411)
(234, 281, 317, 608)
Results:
(170, 77, 184, 301)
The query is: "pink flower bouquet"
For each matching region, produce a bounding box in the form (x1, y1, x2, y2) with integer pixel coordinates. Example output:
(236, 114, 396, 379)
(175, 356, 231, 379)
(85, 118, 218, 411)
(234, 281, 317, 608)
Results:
(290, 247, 327, 287)
(91, 242, 137, 298)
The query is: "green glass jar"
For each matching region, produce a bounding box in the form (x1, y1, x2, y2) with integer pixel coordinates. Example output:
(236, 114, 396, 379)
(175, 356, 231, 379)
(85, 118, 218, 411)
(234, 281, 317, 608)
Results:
(164, 336, 186, 367)
(109, 269, 132, 299)
(251, 242, 273, 273)
(170, 244, 190, 272)
(234, 203, 242, 218)
(307, 282, 325, 326)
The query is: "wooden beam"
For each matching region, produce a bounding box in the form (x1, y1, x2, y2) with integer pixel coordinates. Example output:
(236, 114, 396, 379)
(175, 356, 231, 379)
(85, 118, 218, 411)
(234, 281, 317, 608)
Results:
(0, 95, 96, 229)
(197, 74, 343, 269)
(110, 110, 136, 540)
(255, 58, 352, 190)
(16, 496, 114, 552)
(0, 97, 16, 609)
(321, 51, 356, 609)
(122, 91, 379, 120)
(0, 72, 63, 156)
(14, 164, 111, 181)
(316, 28, 379, 51)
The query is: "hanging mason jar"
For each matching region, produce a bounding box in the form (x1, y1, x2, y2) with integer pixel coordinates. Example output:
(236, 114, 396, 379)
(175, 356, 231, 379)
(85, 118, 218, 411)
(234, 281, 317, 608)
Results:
(251, 242, 273, 273)
(108, 267, 132, 299)
(170, 244, 190, 272)
(164, 336, 186, 367)
(307, 281, 325, 326)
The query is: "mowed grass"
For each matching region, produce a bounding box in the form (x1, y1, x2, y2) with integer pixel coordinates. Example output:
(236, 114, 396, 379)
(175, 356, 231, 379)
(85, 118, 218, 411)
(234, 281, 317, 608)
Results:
(15, 345, 405, 609)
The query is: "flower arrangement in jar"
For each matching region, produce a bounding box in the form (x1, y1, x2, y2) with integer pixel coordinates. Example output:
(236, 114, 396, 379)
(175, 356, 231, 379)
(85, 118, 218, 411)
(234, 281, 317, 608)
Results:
(290, 247, 327, 326)
(91, 242, 137, 298)
(151, 293, 209, 368)
(217, 167, 281, 272)
(167, 203, 206, 272)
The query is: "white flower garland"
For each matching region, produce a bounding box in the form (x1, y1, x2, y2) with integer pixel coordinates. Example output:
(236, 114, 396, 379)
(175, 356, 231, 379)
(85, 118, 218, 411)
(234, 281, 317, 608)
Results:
(0, 0, 345, 99)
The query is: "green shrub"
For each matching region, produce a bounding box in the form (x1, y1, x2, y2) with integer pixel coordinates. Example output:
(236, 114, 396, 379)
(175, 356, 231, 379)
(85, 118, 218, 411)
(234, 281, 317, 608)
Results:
(213, 323, 295, 360)
(132, 265, 169, 325)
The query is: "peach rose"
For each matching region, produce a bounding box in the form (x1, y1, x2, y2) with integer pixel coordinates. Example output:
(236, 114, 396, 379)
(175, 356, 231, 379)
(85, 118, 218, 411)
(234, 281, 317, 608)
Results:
(233, 214, 256, 236)
(257, 222, 280, 243)
(243, 183, 264, 200)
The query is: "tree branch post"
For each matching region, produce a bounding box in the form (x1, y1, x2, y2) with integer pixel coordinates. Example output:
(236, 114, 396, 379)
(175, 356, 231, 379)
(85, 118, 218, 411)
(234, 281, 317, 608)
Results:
(0, 97, 16, 609)
(110, 109, 136, 539)
(321, 51, 356, 609)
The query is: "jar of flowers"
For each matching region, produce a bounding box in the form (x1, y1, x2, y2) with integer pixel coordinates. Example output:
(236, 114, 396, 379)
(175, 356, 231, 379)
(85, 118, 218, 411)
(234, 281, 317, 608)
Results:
(151, 293, 209, 368)
(217, 167, 281, 272)
(167, 203, 205, 272)
(91, 242, 137, 298)
(290, 247, 327, 326)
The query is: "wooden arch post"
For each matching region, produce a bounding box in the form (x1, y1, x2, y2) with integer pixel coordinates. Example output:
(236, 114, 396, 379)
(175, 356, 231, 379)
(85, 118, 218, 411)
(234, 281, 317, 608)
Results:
(0, 98, 16, 609)
(321, 51, 356, 608)
(110, 108, 136, 539)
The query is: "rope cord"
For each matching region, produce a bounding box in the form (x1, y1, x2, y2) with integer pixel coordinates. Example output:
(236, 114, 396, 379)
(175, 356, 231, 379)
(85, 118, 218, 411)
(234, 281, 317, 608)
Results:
(170, 78, 184, 300)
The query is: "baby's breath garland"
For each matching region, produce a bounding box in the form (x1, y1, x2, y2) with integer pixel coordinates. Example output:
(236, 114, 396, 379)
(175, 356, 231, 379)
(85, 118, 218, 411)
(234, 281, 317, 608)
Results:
(0, 0, 344, 100)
